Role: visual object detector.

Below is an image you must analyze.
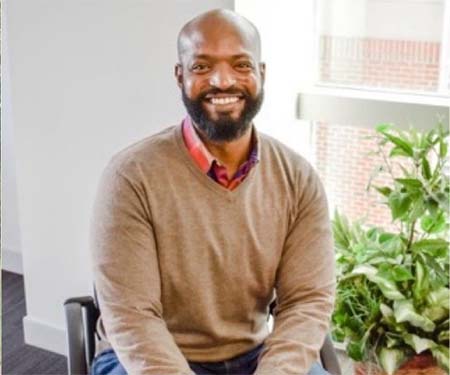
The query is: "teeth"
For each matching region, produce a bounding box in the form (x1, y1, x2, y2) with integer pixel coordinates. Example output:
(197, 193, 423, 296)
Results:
(210, 97, 240, 105)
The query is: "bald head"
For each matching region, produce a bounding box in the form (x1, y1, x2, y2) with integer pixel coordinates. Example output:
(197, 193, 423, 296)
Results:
(177, 9, 261, 64)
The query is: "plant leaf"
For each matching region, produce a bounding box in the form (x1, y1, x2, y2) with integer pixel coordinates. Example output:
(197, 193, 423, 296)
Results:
(435, 192, 450, 212)
(348, 265, 405, 300)
(422, 158, 432, 179)
(421, 254, 448, 285)
(391, 265, 414, 281)
(409, 198, 425, 221)
(420, 212, 446, 234)
(390, 146, 411, 158)
(379, 347, 406, 375)
(332, 211, 352, 250)
(411, 239, 449, 256)
(380, 303, 394, 318)
(347, 340, 365, 361)
(393, 300, 436, 332)
(386, 335, 401, 348)
(437, 318, 449, 330)
(375, 124, 413, 156)
(383, 134, 414, 157)
(376, 123, 393, 133)
(431, 345, 450, 372)
(404, 333, 436, 354)
(425, 198, 439, 216)
(427, 287, 450, 309)
(438, 330, 449, 342)
(388, 192, 412, 220)
(379, 303, 397, 328)
(379, 233, 396, 243)
(422, 306, 447, 321)
(374, 186, 392, 197)
(413, 260, 429, 302)
(395, 178, 423, 189)
(439, 139, 448, 158)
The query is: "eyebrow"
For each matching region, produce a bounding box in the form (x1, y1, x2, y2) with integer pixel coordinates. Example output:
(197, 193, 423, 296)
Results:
(191, 53, 254, 61)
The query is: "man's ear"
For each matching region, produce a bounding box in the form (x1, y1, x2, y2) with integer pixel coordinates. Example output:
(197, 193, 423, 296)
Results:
(175, 63, 183, 88)
(259, 62, 266, 85)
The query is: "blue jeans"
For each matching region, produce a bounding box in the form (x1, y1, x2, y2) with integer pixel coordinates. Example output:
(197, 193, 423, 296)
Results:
(90, 344, 330, 375)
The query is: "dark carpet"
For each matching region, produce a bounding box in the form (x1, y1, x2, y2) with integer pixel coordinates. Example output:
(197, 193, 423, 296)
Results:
(2, 270, 68, 375)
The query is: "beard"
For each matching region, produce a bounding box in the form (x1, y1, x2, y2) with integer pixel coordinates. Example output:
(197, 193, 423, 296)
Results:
(182, 88, 264, 143)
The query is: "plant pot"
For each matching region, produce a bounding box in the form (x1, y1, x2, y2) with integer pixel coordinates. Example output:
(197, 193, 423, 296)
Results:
(354, 353, 447, 375)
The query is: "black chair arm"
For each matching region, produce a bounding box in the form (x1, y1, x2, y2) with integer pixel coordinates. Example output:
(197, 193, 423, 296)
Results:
(320, 334, 342, 375)
(64, 296, 99, 375)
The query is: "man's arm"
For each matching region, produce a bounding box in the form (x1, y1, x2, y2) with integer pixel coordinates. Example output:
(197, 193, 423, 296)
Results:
(255, 167, 336, 375)
(91, 163, 194, 375)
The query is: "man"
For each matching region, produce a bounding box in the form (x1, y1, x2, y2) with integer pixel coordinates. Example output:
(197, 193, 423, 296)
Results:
(91, 8, 335, 375)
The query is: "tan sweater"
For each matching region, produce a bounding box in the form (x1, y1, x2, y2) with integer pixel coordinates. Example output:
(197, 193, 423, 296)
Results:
(91, 124, 335, 375)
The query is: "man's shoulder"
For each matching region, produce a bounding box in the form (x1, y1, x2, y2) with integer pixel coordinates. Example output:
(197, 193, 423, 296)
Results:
(106, 125, 179, 176)
(258, 131, 326, 204)
(258, 131, 313, 173)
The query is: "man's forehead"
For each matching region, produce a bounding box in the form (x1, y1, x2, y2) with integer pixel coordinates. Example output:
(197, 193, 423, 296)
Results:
(180, 30, 256, 61)
(177, 10, 261, 63)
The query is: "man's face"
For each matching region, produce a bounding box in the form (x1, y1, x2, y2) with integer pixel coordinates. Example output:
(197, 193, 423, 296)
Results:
(176, 24, 265, 142)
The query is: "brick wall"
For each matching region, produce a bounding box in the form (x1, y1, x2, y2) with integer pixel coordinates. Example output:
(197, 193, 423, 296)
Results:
(315, 122, 395, 228)
(320, 36, 441, 91)
(316, 36, 441, 228)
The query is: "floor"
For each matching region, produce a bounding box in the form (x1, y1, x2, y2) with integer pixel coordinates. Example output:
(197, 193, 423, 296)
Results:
(2, 270, 67, 375)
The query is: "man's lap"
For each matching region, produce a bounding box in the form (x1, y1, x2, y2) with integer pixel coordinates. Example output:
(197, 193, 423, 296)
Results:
(90, 346, 331, 375)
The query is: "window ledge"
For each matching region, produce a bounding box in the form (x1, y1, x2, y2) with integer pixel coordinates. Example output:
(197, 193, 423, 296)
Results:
(297, 85, 449, 130)
(308, 84, 450, 107)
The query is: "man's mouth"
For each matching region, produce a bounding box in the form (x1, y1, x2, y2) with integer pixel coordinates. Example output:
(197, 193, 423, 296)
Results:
(209, 96, 241, 105)
(203, 94, 245, 109)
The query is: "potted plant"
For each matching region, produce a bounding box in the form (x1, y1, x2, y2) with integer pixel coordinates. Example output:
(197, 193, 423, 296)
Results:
(331, 122, 449, 375)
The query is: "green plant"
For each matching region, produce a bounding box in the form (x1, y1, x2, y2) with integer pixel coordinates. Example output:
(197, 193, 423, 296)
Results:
(332, 122, 449, 375)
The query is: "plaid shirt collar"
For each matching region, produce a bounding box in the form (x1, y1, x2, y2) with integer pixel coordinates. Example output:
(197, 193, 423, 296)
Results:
(181, 116, 259, 180)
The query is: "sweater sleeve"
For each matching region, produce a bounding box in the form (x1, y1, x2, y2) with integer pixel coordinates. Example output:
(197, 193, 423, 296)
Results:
(91, 164, 194, 375)
(255, 166, 336, 375)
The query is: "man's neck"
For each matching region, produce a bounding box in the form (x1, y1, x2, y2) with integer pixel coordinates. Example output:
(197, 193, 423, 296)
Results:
(194, 124, 253, 178)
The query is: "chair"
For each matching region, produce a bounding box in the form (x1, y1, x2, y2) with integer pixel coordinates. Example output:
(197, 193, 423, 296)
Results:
(64, 296, 342, 375)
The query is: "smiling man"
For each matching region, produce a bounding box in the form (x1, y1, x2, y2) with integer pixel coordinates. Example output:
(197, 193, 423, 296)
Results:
(91, 9, 335, 375)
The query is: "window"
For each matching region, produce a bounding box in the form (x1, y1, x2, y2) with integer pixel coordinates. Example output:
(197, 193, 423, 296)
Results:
(317, 0, 449, 94)
(304, 0, 450, 226)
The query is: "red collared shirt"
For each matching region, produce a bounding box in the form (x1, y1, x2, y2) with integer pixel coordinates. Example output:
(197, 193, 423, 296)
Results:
(182, 116, 259, 191)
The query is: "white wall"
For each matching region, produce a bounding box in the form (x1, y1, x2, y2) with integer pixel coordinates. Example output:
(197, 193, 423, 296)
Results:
(1, 10, 23, 275)
(319, 0, 444, 41)
(4, 0, 234, 355)
(235, 1, 317, 161)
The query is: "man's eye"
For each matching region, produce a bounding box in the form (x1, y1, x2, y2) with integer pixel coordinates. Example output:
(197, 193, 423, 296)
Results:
(236, 62, 253, 70)
(192, 64, 209, 72)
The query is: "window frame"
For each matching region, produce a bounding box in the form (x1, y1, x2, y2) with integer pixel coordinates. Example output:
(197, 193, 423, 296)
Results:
(300, 0, 450, 130)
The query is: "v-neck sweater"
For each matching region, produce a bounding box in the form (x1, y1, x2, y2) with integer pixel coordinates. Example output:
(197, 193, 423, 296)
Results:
(181, 116, 259, 190)
(91, 124, 336, 375)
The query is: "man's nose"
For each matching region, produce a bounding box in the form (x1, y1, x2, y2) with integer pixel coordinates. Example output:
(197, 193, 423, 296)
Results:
(209, 65, 237, 90)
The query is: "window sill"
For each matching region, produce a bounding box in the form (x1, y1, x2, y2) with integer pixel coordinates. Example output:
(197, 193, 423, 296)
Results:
(297, 85, 449, 130)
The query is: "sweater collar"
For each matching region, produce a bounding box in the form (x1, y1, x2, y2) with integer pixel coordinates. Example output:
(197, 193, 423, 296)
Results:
(181, 116, 259, 175)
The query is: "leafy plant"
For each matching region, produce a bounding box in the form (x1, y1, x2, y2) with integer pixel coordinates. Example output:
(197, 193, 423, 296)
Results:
(332, 122, 449, 374)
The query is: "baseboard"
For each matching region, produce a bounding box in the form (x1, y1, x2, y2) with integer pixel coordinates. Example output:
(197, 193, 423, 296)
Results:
(2, 248, 23, 274)
(23, 315, 67, 356)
